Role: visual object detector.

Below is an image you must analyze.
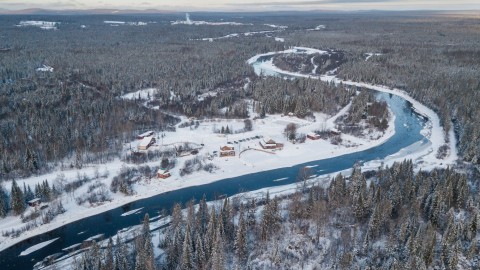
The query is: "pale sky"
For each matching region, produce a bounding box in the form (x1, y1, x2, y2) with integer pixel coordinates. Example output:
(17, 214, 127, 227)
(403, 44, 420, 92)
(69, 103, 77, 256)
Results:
(0, 0, 478, 11)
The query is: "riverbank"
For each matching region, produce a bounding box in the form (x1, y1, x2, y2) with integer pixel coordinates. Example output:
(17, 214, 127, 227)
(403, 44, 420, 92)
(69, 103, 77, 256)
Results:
(0, 102, 396, 253)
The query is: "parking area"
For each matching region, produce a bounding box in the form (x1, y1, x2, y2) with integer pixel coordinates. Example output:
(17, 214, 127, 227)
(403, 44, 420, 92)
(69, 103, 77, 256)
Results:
(228, 135, 264, 145)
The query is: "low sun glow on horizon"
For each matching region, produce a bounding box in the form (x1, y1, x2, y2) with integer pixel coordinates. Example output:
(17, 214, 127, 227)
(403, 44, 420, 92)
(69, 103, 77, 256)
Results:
(0, 0, 479, 12)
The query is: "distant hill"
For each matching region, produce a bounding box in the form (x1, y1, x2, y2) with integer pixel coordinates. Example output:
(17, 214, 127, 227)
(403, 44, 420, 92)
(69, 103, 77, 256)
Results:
(0, 8, 176, 15)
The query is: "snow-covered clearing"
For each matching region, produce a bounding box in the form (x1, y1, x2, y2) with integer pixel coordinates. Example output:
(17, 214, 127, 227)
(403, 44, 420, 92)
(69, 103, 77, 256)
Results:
(365, 53, 383, 61)
(121, 88, 158, 100)
(171, 14, 251, 26)
(264, 24, 288, 29)
(17, 21, 58, 30)
(196, 30, 282, 42)
(104, 21, 148, 26)
(275, 37, 285, 42)
(36, 65, 54, 72)
(307, 25, 326, 31)
(19, 238, 59, 256)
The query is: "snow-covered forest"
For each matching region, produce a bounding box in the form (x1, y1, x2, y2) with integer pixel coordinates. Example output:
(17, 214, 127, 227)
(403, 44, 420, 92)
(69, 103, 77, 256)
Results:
(66, 160, 480, 269)
(0, 10, 479, 269)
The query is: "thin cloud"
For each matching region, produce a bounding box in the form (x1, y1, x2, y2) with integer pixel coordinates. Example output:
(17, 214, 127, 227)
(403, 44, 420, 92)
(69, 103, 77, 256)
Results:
(231, 0, 397, 5)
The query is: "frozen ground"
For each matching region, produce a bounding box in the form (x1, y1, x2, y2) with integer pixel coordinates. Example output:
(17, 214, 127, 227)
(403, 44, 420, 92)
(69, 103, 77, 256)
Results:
(17, 21, 58, 30)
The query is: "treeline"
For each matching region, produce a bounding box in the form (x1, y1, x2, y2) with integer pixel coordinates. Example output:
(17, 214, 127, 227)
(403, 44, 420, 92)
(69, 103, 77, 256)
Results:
(66, 160, 479, 269)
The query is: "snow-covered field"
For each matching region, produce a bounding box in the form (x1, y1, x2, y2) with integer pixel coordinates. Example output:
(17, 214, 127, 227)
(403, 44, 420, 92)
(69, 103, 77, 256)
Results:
(0, 46, 457, 255)
(17, 21, 58, 30)
(103, 21, 148, 26)
(172, 14, 251, 26)
(196, 30, 282, 42)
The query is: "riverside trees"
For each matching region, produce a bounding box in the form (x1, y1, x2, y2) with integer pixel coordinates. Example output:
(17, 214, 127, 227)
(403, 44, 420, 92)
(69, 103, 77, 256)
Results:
(69, 159, 478, 269)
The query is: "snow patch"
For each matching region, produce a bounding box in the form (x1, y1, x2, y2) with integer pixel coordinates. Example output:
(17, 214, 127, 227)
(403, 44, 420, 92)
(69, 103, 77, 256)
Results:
(365, 53, 383, 61)
(121, 207, 144, 217)
(121, 88, 158, 100)
(17, 21, 58, 30)
(172, 14, 251, 26)
(36, 65, 54, 72)
(19, 237, 59, 256)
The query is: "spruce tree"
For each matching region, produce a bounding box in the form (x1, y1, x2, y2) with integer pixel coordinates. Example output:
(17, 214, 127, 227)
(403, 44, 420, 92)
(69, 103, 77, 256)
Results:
(136, 214, 155, 270)
(247, 198, 257, 230)
(211, 227, 225, 270)
(10, 180, 25, 215)
(195, 233, 206, 269)
(234, 204, 248, 263)
(181, 224, 194, 270)
(24, 183, 34, 202)
(0, 184, 8, 218)
(104, 237, 114, 270)
(115, 235, 130, 270)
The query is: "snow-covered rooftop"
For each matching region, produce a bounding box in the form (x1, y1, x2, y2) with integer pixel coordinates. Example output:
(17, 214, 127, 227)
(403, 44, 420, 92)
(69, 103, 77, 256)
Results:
(138, 136, 155, 147)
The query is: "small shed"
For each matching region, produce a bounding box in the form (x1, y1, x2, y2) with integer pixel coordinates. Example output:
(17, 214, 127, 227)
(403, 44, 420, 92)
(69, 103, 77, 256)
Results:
(138, 136, 156, 150)
(28, 198, 41, 207)
(157, 169, 171, 179)
(307, 132, 321, 140)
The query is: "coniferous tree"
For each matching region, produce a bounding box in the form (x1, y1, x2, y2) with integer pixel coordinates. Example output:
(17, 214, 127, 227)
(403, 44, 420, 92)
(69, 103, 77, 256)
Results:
(135, 214, 155, 270)
(24, 183, 34, 203)
(247, 198, 257, 230)
(10, 179, 25, 215)
(181, 224, 194, 270)
(204, 208, 216, 260)
(195, 233, 206, 270)
(234, 204, 248, 264)
(103, 237, 114, 270)
(196, 194, 209, 234)
(211, 226, 225, 270)
(0, 185, 8, 218)
(115, 235, 130, 270)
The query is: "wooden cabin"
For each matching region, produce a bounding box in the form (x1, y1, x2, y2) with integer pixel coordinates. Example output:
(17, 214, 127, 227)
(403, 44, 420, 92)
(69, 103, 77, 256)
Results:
(307, 132, 321, 140)
(259, 137, 283, 149)
(138, 136, 156, 150)
(157, 169, 171, 179)
(28, 198, 41, 207)
(220, 146, 235, 157)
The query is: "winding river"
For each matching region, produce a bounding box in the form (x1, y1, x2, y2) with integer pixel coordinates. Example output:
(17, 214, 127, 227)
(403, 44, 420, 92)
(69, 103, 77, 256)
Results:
(1, 49, 429, 269)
